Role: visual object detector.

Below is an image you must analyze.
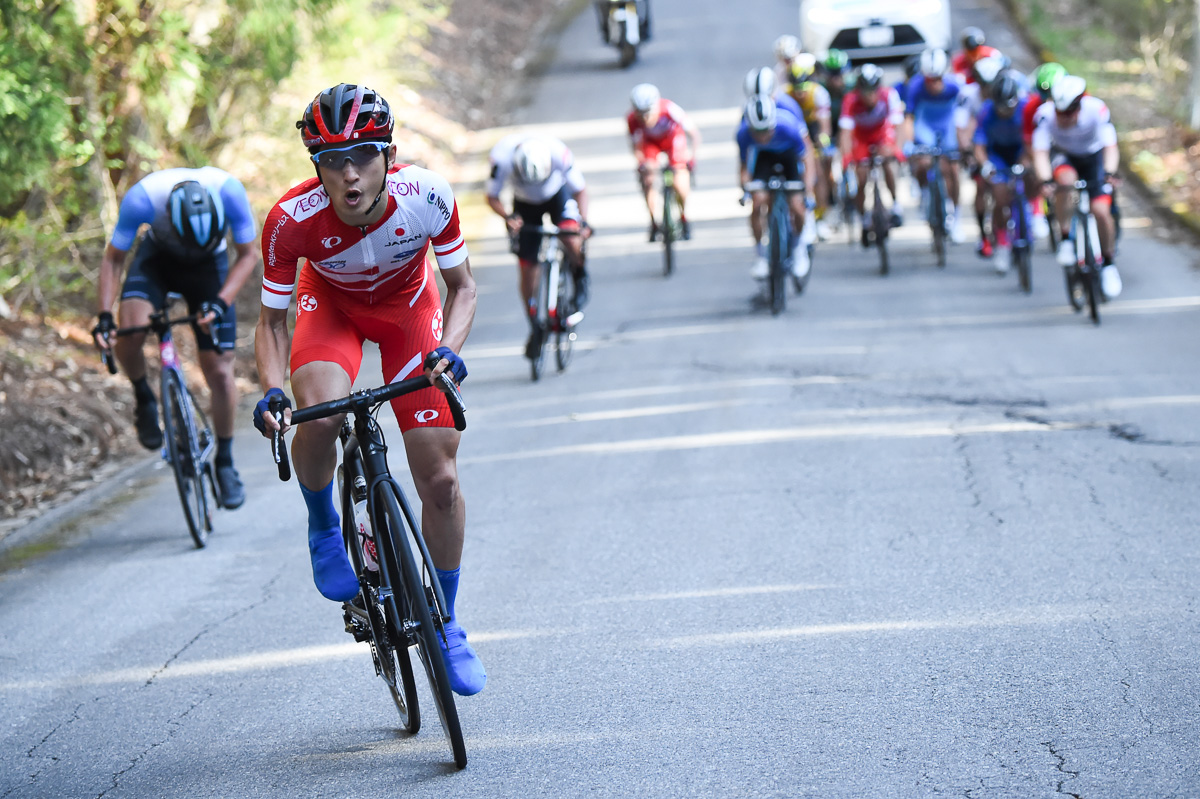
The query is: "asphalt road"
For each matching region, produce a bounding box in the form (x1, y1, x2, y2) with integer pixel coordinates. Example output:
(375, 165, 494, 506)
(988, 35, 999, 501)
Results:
(4, 0, 1200, 796)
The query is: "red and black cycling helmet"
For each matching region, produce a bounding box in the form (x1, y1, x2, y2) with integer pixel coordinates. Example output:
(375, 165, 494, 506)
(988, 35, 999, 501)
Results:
(297, 83, 394, 152)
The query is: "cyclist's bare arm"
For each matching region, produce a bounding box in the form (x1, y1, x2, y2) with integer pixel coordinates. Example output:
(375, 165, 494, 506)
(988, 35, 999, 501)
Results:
(803, 147, 817, 202)
(1103, 142, 1119, 175)
(1032, 147, 1052, 183)
(574, 187, 590, 225)
(94, 242, 129, 348)
(254, 304, 292, 434)
(432, 258, 478, 383)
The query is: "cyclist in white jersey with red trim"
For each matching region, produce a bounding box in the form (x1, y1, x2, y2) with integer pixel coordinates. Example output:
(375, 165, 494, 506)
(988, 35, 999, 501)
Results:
(487, 134, 591, 359)
(1032, 75, 1122, 298)
(252, 83, 485, 696)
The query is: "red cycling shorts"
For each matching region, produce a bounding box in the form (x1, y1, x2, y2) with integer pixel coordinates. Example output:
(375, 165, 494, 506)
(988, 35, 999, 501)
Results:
(638, 130, 691, 168)
(290, 261, 453, 433)
(848, 128, 902, 166)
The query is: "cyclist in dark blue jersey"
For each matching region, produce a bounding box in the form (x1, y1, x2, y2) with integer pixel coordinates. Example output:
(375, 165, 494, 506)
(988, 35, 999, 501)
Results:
(94, 167, 258, 508)
(737, 96, 817, 280)
(974, 74, 1033, 273)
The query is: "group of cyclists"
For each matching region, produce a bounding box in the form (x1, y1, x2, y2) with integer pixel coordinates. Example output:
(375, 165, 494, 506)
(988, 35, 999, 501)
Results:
(83, 22, 1124, 710)
(92, 83, 488, 699)
(731, 27, 1122, 299)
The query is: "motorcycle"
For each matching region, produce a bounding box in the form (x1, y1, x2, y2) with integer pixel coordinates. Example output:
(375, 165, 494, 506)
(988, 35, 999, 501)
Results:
(596, 0, 649, 68)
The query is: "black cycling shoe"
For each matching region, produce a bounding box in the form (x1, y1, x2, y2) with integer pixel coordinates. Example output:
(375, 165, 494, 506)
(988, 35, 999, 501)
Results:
(572, 272, 590, 310)
(648, 223, 660, 243)
(216, 464, 245, 509)
(135, 400, 163, 450)
(681, 219, 692, 240)
(524, 328, 544, 360)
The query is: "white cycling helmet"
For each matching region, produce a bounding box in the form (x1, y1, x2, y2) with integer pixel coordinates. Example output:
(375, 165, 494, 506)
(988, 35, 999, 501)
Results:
(630, 83, 660, 113)
(774, 34, 799, 63)
(743, 67, 776, 98)
(513, 137, 554, 184)
(973, 54, 1004, 86)
(745, 95, 777, 132)
(1052, 74, 1087, 112)
(919, 48, 950, 78)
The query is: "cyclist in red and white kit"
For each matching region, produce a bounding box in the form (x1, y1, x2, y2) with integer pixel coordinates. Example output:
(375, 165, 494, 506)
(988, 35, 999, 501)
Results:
(252, 84, 485, 696)
(838, 64, 906, 234)
(628, 83, 701, 241)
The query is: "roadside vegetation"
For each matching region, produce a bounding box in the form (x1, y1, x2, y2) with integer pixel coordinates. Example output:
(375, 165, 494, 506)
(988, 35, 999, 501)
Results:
(1005, 0, 1200, 225)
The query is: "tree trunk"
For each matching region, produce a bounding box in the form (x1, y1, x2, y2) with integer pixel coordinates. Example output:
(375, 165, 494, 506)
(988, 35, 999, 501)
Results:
(1191, 0, 1200, 129)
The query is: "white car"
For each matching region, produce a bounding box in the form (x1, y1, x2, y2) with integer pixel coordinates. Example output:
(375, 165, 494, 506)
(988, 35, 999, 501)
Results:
(799, 0, 951, 61)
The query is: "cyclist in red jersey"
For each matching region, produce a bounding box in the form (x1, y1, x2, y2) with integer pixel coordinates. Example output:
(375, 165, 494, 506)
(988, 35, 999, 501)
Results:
(951, 27, 999, 84)
(628, 83, 701, 241)
(838, 64, 907, 232)
(252, 84, 485, 697)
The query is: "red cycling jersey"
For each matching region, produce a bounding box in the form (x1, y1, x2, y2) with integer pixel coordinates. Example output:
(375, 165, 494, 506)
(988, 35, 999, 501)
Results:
(1021, 95, 1048, 147)
(628, 99, 693, 167)
(952, 46, 1000, 83)
(260, 163, 470, 432)
(839, 88, 905, 163)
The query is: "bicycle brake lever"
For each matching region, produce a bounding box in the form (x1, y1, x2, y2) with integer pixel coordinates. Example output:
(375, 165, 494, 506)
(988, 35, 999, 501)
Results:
(268, 396, 292, 481)
(436, 372, 468, 432)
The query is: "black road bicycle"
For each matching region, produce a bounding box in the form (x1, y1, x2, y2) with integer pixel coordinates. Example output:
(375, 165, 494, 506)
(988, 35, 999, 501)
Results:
(859, 155, 892, 276)
(101, 294, 221, 548)
(744, 170, 808, 315)
(1004, 164, 1035, 294)
(1058, 180, 1105, 325)
(519, 225, 585, 381)
(911, 145, 950, 269)
(268, 358, 469, 769)
(658, 164, 685, 276)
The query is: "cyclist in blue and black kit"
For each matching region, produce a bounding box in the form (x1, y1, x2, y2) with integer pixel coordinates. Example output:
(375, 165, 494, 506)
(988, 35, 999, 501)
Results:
(93, 167, 258, 508)
(904, 48, 965, 243)
(737, 95, 817, 281)
(973, 74, 1033, 274)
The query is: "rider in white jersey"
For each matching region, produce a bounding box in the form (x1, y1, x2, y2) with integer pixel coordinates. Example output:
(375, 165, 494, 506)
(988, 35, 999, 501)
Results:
(487, 134, 590, 359)
(1032, 75, 1122, 298)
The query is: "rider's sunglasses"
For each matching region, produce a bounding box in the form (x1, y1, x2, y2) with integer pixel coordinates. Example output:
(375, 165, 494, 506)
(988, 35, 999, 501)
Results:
(311, 141, 388, 170)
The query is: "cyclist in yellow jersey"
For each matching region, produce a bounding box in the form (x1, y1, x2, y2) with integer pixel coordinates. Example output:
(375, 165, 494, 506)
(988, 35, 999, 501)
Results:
(786, 56, 833, 239)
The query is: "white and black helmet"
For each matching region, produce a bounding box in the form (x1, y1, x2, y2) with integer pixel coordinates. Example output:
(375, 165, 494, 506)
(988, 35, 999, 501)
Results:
(774, 34, 799, 62)
(513, 137, 554, 184)
(745, 95, 777, 132)
(743, 67, 777, 99)
(630, 83, 660, 113)
(1052, 74, 1087, 112)
(919, 48, 950, 78)
(973, 54, 1005, 86)
(168, 180, 226, 254)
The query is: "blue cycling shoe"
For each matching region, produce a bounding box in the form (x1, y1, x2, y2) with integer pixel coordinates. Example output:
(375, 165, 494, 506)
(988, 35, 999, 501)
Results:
(308, 526, 359, 602)
(439, 621, 487, 696)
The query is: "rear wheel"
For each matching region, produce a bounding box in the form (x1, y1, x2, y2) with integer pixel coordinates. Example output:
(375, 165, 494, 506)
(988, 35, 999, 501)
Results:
(377, 482, 467, 769)
(161, 370, 209, 548)
(1013, 200, 1032, 293)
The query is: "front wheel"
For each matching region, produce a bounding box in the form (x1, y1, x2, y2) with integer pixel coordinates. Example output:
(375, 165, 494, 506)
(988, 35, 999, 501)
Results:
(554, 263, 575, 372)
(768, 196, 787, 315)
(341, 462, 419, 733)
(618, 40, 637, 67)
(377, 483, 467, 769)
(661, 184, 676, 276)
(161, 369, 209, 548)
(929, 176, 946, 268)
(1015, 245, 1032, 294)
(872, 186, 889, 277)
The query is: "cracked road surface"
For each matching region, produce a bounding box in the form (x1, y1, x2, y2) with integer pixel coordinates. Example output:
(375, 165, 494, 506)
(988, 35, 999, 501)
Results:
(3, 0, 1200, 795)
